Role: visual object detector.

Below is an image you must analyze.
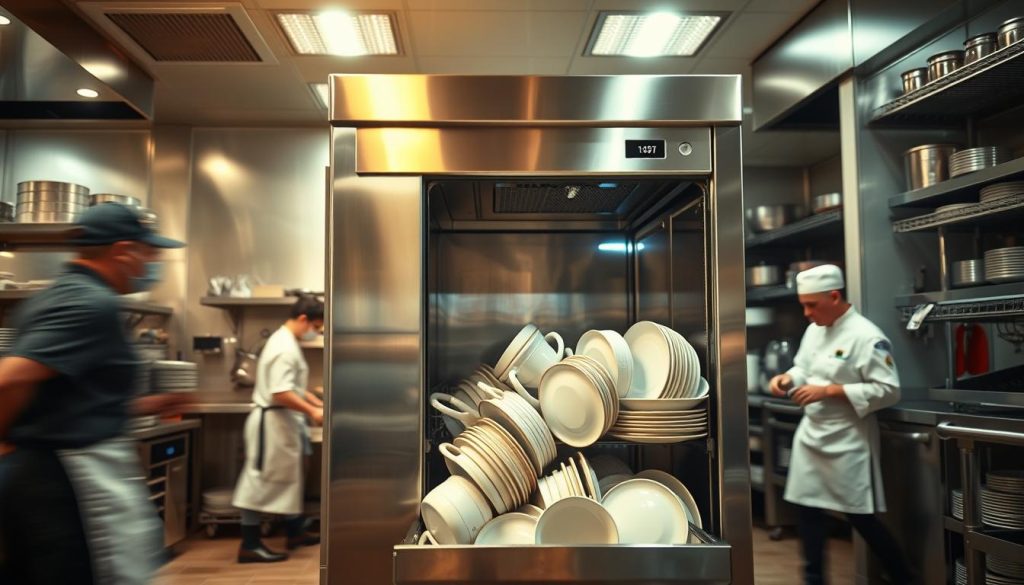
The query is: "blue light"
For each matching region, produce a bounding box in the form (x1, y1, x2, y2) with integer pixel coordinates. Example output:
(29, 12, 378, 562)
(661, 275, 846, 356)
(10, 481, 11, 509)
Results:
(597, 242, 645, 253)
(165, 446, 175, 456)
(598, 182, 618, 189)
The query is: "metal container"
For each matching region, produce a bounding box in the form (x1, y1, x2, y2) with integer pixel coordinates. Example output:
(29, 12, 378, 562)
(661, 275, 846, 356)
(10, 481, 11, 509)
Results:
(901, 68, 928, 94)
(811, 192, 842, 214)
(16, 180, 89, 196)
(16, 180, 90, 223)
(90, 193, 142, 208)
(0, 202, 13, 222)
(998, 16, 1024, 49)
(927, 50, 965, 82)
(747, 264, 782, 287)
(17, 211, 80, 224)
(745, 204, 803, 233)
(964, 33, 997, 64)
(16, 192, 90, 205)
(952, 259, 985, 288)
(904, 144, 958, 191)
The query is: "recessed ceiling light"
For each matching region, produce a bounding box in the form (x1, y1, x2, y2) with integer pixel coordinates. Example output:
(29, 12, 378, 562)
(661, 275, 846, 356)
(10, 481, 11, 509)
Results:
(587, 12, 724, 57)
(277, 11, 398, 56)
(0, 16, 11, 26)
(76, 88, 99, 98)
(310, 83, 329, 109)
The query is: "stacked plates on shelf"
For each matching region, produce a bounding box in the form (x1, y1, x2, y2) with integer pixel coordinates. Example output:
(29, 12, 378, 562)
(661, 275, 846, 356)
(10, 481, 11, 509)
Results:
(980, 181, 1024, 204)
(607, 407, 708, 444)
(0, 328, 17, 355)
(936, 203, 977, 214)
(623, 321, 701, 400)
(989, 555, 1024, 581)
(952, 488, 964, 520)
(952, 259, 986, 288)
(981, 477, 1024, 530)
(133, 343, 169, 362)
(573, 330, 634, 398)
(987, 469, 1024, 492)
(16, 181, 90, 223)
(956, 559, 967, 585)
(202, 488, 237, 515)
(128, 415, 159, 430)
(476, 384, 556, 475)
(151, 360, 199, 392)
(985, 247, 1024, 284)
(134, 360, 153, 394)
(950, 147, 1013, 178)
(444, 418, 538, 514)
(538, 354, 618, 448)
(533, 453, 600, 509)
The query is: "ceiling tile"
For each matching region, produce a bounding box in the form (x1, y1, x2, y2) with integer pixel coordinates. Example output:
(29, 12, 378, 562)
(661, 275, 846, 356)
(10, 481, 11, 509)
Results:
(406, 0, 591, 10)
(591, 0, 747, 10)
(700, 12, 799, 59)
(744, 0, 819, 12)
(408, 10, 587, 57)
(292, 55, 419, 79)
(568, 57, 696, 75)
(416, 56, 571, 74)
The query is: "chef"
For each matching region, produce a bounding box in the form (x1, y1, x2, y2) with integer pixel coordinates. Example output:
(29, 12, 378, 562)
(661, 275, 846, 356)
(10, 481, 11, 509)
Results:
(769, 265, 916, 585)
(232, 295, 324, 563)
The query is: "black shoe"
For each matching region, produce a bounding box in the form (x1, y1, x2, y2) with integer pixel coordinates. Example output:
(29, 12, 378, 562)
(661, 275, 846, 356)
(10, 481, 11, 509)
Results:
(238, 544, 289, 563)
(286, 532, 321, 550)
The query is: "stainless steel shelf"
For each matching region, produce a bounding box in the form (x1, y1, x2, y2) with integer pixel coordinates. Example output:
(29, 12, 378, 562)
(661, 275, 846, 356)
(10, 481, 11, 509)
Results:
(745, 210, 842, 249)
(929, 388, 1024, 409)
(889, 157, 1024, 209)
(896, 284, 1024, 322)
(746, 285, 795, 304)
(200, 296, 297, 307)
(969, 530, 1024, 560)
(0, 223, 82, 250)
(0, 289, 172, 317)
(871, 38, 1024, 126)
(944, 516, 965, 535)
(892, 195, 1024, 232)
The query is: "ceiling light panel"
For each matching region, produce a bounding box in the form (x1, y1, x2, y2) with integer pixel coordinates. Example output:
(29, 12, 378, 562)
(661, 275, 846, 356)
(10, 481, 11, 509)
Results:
(587, 12, 723, 57)
(311, 83, 329, 109)
(277, 12, 398, 56)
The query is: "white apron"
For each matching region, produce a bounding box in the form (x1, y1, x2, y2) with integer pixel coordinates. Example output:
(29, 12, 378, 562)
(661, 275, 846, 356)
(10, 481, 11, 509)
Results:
(783, 307, 901, 514)
(232, 327, 309, 516)
(57, 437, 163, 585)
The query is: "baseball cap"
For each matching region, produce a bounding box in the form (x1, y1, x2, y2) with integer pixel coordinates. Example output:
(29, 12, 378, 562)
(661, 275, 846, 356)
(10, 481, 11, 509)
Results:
(71, 203, 185, 248)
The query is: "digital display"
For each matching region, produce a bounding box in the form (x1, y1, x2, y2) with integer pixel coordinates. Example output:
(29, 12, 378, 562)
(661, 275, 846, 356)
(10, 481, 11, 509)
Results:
(625, 139, 666, 159)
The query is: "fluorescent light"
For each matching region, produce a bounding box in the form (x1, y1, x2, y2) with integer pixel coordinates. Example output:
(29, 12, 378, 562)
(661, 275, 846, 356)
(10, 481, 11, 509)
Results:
(0, 16, 11, 26)
(311, 83, 329, 109)
(588, 12, 722, 57)
(277, 12, 398, 56)
(0, 251, 14, 258)
(598, 242, 645, 253)
(76, 88, 99, 98)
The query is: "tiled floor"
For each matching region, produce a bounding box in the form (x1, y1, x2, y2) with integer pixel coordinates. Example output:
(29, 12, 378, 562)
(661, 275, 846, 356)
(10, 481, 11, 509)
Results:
(153, 525, 852, 584)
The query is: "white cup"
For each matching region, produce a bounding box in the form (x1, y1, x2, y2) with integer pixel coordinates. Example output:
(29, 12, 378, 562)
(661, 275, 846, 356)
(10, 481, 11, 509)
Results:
(421, 476, 492, 544)
(503, 331, 564, 400)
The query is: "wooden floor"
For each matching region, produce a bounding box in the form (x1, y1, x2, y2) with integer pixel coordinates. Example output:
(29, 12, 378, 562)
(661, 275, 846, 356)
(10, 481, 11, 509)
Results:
(153, 525, 853, 584)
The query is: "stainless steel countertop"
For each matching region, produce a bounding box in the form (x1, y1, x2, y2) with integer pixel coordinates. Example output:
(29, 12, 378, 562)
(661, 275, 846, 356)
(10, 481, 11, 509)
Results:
(879, 399, 1024, 433)
(128, 419, 201, 441)
(181, 405, 323, 443)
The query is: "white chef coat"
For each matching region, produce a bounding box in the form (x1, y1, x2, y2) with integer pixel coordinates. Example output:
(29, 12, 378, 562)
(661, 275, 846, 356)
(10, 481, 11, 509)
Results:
(782, 306, 900, 514)
(232, 326, 310, 515)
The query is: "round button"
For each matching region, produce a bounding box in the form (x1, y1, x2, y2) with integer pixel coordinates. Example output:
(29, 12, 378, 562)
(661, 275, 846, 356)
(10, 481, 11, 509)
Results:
(678, 142, 693, 156)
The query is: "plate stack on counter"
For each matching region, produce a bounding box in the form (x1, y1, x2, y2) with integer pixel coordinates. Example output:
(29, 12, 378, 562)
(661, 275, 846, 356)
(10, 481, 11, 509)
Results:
(984, 247, 1024, 284)
(981, 181, 1024, 204)
(989, 555, 1024, 585)
(16, 181, 90, 223)
(0, 328, 17, 357)
(151, 360, 199, 392)
(981, 470, 1024, 530)
(950, 147, 1012, 178)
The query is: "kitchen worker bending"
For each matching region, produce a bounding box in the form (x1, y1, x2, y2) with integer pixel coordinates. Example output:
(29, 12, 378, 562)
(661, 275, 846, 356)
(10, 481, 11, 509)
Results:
(0, 203, 189, 585)
(769, 265, 916, 585)
(232, 294, 324, 563)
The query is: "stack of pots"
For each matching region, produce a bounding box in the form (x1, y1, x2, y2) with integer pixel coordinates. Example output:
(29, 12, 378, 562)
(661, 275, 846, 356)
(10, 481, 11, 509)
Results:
(16, 181, 90, 223)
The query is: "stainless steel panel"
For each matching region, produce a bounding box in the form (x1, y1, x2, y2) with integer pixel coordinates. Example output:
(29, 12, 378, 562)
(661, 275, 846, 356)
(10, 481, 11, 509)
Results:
(637, 222, 670, 325)
(355, 127, 713, 176)
(324, 127, 423, 585)
(164, 455, 188, 547)
(850, 0, 960, 67)
(330, 75, 741, 126)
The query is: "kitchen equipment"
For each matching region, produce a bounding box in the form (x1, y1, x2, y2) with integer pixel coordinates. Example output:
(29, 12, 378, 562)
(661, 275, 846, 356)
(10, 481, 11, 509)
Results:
(900, 68, 928, 94)
(811, 192, 842, 214)
(747, 264, 782, 287)
(968, 324, 989, 376)
(747, 352, 762, 394)
(0, 202, 13, 222)
(950, 146, 1012, 178)
(746, 307, 774, 327)
(998, 16, 1024, 49)
(89, 193, 142, 207)
(980, 181, 1024, 203)
(151, 360, 199, 392)
(15, 180, 90, 224)
(904, 144, 958, 190)
(137, 433, 189, 547)
(927, 50, 964, 82)
(964, 33, 997, 64)
(984, 247, 1024, 283)
(952, 259, 985, 288)
(746, 204, 804, 233)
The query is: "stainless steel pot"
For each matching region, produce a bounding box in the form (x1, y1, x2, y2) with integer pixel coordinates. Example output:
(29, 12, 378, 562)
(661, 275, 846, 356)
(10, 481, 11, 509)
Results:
(17, 211, 80, 223)
(998, 16, 1024, 49)
(16, 180, 89, 196)
(90, 193, 142, 207)
(811, 192, 842, 214)
(927, 50, 964, 82)
(905, 144, 958, 191)
(746, 204, 803, 233)
(964, 33, 997, 64)
(901, 68, 928, 94)
(747, 264, 782, 288)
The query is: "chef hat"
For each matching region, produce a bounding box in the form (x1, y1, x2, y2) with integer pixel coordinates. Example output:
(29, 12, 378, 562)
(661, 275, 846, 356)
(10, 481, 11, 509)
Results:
(796, 264, 845, 295)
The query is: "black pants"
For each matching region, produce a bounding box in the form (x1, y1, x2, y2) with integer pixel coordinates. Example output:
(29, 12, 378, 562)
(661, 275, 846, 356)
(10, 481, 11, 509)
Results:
(798, 505, 914, 585)
(0, 448, 95, 585)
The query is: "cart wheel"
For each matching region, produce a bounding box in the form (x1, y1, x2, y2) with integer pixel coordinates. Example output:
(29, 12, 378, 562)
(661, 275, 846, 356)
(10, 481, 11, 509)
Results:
(205, 524, 218, 538)
(769, 527, 785, 541)
(260, 521, 273, 537)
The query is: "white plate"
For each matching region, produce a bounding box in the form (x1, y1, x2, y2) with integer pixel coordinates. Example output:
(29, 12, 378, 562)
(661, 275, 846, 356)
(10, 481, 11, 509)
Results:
(480, 396, 545, 475)
(620, 396, 709, 412)
(502, 388, 557, 466)
(454, 437, 518, 511)
(535, 496, 619, 545)
(598, 473, 633, 495)
(539, 362, 607, 447)
(568, 457, 585, 497)
(624, 322, 671, 399)
(517, 504, 544, 518)
(602, 478, 689, 544)
(636, 469, 703, 529)
(440, 442, 506, 514)
(475, 512, 538, 545)
(606, 432, 708, 444)
(577, 330, 634, 399)
(577, 453, 600, 500)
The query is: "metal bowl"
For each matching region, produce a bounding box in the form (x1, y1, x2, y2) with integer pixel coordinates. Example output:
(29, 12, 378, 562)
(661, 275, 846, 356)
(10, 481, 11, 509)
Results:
(811, 192, 842, 214)
(747, 264, 782, 288)
(746, 204, 804, 233)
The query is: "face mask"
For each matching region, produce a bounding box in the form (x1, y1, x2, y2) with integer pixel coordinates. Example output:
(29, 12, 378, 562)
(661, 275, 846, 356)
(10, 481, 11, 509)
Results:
(300, 327, 319, 342)
(130, 261, 163, 293)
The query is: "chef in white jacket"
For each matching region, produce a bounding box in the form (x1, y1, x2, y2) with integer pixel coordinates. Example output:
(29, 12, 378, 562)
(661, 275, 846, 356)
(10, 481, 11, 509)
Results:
(232, 294, 324, 563)
(769, 265, 916, 585)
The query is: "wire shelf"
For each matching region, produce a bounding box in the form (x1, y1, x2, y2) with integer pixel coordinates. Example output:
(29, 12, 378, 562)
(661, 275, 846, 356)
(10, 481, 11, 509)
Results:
(899, 297, 1024, 322)
(745, 209, 842, 249)
(892, 194, 1024, 232)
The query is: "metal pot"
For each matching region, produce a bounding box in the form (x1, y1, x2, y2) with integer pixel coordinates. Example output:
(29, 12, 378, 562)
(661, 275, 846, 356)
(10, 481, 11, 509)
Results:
(90, 193, 142, 208)
(747, 264, 782, 288)
(901, 68, 928, 94)
(16, 180, 89, 196)
(746, 204, 804, 233)
(998, 16, 1024, 49)
(905, 144, 959, 191)
(811, 192, 842, 214)
(927, 50, 964, 82)
(964, 33, 997, 64)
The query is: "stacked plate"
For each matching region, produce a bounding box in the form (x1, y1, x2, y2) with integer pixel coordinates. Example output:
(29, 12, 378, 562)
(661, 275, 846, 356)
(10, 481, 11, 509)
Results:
(988, 571, 1024, 585)
(607, 407, 709, 444)
(950, 147, 1013, 178)
(151, 360, 199, 392)
(989, 555, 1024, 581)
(987, 469, 1024, 492)
(623, 321, 701, 400)
(444, 418, 538, 514)
(90, 193, 141, 208)
(956, 559, 967, 585)
(936, 203, 977, 214)
(0, 328, 17, 356)
(538, 354, 618, 448)
(985, 247, 1024, 284)
(981, 181, 1024, 204)
(952, 488, 964, 520)
(981, 483, 1024, 530)
(534, 453, 600, 509)
(477, 384, 556, 475)
(436, 365, 512, 437)
(952, 259, 985, 288)
(202, 488, 237, 515)
(535, 496, 619, 545)
(573, 330, 634, 398)
(16, 181, 90, 223)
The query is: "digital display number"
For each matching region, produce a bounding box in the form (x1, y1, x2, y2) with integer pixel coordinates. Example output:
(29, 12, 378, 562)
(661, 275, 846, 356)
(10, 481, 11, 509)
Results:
(625, 140, 666, 159)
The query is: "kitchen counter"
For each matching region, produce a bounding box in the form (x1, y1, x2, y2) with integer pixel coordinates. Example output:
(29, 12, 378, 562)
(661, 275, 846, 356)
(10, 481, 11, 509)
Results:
(880, 399, 1024, 434)
(183, 404, 323, 443)
(129, 419, 201, 441)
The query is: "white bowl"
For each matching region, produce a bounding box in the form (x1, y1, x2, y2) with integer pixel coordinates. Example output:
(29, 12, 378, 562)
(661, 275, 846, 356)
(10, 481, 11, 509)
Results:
(538, 361, 607, 447)
(421, 476, 492, 544)
(576, 330, 634, 398)
(624, 322, 672, 398)
(535, 496, 618, 545)
(475, 512, 538, 545)
(635, 469, 703, 529)
(601, 478, 690, 544)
